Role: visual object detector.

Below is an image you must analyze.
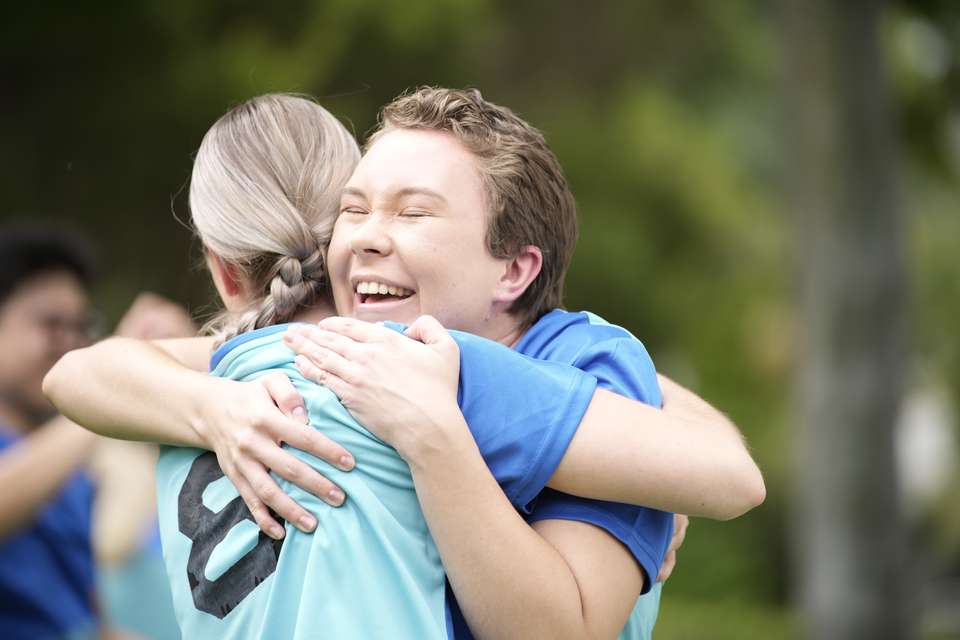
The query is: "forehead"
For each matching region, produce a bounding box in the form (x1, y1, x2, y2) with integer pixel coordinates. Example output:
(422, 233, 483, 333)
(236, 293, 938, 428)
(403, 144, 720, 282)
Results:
(1, 271, 88, 317)
(348, 129, 484, 198)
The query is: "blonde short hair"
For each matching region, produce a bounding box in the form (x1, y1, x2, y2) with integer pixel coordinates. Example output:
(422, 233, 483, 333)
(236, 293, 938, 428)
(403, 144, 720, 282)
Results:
(190, 93, 359, 341)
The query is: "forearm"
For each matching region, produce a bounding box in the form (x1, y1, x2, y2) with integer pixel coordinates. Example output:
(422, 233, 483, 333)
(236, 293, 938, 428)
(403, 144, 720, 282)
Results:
(402, 421, 590, 640)
(0, 416, 97, 539)
(549, 387, 765, 520)
(43, 337, 214, 447)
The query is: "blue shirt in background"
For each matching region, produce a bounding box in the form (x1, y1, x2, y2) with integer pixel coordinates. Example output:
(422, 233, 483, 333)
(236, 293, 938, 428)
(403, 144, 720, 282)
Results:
(0, 430, 96, 640)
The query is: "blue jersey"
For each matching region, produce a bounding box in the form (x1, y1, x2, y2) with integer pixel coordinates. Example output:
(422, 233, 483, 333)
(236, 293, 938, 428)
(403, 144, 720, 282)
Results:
(522, 310, 672, 640)
(0, 430, 97, 640)
(157, 323, 597, 640)
(446, 309, 672, 640)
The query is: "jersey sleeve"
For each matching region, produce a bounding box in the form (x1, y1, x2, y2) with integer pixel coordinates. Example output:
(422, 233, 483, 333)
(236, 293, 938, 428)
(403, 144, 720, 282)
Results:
(526, 335, 673, 592)
(448, 329, 599, 512)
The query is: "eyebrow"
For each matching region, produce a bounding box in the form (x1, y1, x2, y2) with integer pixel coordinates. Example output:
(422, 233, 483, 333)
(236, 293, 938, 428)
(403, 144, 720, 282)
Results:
(341, 187, 367, 200)
(341, 186, 448, 204)
(394, 187, 448, 204)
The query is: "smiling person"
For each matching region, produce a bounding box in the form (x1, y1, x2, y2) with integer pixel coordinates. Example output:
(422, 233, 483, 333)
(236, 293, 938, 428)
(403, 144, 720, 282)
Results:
(44, 91, 764, 639)
(284, 87, 748, 639)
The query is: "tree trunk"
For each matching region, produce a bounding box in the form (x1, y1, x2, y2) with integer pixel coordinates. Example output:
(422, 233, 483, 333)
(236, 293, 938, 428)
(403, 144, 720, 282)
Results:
(781, 0, 913, 638)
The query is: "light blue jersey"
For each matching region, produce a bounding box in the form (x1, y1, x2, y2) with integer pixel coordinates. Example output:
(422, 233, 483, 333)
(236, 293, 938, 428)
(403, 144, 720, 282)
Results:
(157, 323, 597, 640)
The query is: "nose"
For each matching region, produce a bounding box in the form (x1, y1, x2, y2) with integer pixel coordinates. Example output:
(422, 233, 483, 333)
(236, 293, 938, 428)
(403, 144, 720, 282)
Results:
(349, 214, 393, 258)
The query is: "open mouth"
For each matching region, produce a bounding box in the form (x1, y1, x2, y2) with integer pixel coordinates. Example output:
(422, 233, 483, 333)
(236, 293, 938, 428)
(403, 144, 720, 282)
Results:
(355, 280, 415, 305)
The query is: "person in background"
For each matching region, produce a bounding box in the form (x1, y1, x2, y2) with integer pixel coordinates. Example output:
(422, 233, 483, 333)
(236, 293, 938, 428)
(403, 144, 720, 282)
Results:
(0, 223, 193, 639)
(92, 293, 195, 640)
(0, 223, 103, 639)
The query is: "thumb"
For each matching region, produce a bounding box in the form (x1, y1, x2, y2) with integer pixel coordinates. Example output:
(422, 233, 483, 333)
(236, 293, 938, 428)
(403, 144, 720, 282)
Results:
(405, 315, 452, 347)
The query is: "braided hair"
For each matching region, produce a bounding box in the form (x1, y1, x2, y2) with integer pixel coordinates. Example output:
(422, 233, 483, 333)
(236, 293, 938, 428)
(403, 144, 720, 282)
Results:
(189, 93, 360, 344)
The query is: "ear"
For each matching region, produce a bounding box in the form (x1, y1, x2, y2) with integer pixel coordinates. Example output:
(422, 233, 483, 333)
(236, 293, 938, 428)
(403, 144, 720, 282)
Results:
(494, 245, 543, 305)
(205, 248, 246, 300)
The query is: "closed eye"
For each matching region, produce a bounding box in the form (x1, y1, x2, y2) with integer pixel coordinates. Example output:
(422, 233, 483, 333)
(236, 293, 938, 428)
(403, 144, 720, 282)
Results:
(399, 208, 432, 218)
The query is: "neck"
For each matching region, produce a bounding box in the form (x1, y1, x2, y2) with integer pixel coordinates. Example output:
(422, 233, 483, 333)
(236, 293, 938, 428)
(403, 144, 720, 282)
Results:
(477, 311, 528, 349)
(292, 298, 338, 325)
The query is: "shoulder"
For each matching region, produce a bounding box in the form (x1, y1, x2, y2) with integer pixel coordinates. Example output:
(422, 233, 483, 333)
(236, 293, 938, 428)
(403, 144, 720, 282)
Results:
(521, 309, 652, 362)
(521, 310, 660, 405)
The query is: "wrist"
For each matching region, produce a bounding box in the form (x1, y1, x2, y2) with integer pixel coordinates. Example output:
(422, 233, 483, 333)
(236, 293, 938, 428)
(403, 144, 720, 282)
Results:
(187, 375, 227, 449)
(396, 406, 475, 470)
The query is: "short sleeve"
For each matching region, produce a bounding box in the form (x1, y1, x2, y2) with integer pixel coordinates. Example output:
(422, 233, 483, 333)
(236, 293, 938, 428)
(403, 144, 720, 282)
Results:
(449, 330, 599, 512)
(525, 335, 673, 592)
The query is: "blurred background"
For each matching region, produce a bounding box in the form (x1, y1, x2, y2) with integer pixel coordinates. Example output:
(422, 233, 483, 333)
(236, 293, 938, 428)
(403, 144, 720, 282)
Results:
(2, 0, 957, 638)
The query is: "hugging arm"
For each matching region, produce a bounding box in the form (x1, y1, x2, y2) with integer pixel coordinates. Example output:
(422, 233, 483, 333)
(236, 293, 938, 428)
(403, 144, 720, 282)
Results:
(289, 320, 765, 520)
(287, 316, 761, 638)
(42, 336, 355, 537)
(549, 384, 765, 520)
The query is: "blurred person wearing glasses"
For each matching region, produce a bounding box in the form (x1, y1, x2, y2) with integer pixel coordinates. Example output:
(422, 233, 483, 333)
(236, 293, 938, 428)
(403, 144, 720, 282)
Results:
(0, 224, 193, 639)
(0, 223, 102, 639)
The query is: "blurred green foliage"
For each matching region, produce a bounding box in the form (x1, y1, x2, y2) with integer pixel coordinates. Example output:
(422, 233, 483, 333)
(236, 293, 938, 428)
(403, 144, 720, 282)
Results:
(2, 1, 957, 635)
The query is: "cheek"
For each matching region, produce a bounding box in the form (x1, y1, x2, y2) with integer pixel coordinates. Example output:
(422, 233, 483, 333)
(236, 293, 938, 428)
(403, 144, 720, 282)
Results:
(0, 327, 47, 374)
(326, 241, 351, 295)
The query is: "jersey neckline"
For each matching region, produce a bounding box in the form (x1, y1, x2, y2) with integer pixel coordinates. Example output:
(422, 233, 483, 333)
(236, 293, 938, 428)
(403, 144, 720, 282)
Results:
(209, 323, 297, 371)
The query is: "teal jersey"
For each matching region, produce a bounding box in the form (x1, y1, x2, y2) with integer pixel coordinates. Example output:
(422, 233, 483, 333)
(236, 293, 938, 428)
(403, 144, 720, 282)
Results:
(157, 324, 597, 640)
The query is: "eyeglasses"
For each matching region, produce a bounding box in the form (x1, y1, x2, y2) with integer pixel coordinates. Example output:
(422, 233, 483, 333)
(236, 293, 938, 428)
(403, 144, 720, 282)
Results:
(34, 310, 105, 344)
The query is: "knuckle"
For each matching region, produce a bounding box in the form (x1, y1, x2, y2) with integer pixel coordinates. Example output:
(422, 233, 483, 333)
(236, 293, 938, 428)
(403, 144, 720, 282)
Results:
(255, 482, 277, 502)
(236, 430, 258, 452)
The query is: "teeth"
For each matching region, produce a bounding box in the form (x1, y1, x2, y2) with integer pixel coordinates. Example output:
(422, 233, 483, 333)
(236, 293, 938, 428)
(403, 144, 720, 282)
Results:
(355, 281, 413, 298)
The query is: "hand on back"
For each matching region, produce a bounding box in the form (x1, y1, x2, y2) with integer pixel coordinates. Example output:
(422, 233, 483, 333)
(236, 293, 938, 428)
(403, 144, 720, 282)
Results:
(284, 315, 464, 461)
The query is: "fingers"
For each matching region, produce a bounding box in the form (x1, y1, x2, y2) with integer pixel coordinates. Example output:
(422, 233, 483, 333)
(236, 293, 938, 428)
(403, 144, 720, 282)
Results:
(259, 372, 308, 424)
(658, 514, 689, 582)
(657, 550, 677, 583)
(295, 356, 352, 405)
(670, 513, 689, 551)
(278, 418, 356, 472)
(231, 472, 286, 540)
(404, 315, 449, 346)
(252, 445, 346, 510)
(317, 316, 391, 343)
(406, 315, 460, 363)
(237, 458, 322, 535)
(287, 339, 357, 387)
(285, 325, 361, 363)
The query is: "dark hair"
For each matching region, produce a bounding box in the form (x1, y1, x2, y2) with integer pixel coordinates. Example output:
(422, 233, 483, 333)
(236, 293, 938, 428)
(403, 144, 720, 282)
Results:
(0, 223, 96, 306)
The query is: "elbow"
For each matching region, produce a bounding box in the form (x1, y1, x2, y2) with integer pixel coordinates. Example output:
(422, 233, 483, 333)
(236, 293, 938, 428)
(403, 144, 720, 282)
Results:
(42, 352, 71, 405)
(43, 346, 88, 410)
(750, 467, 767, 509)
(739, 465, 767, 515)
(717, 461, 766, 521)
